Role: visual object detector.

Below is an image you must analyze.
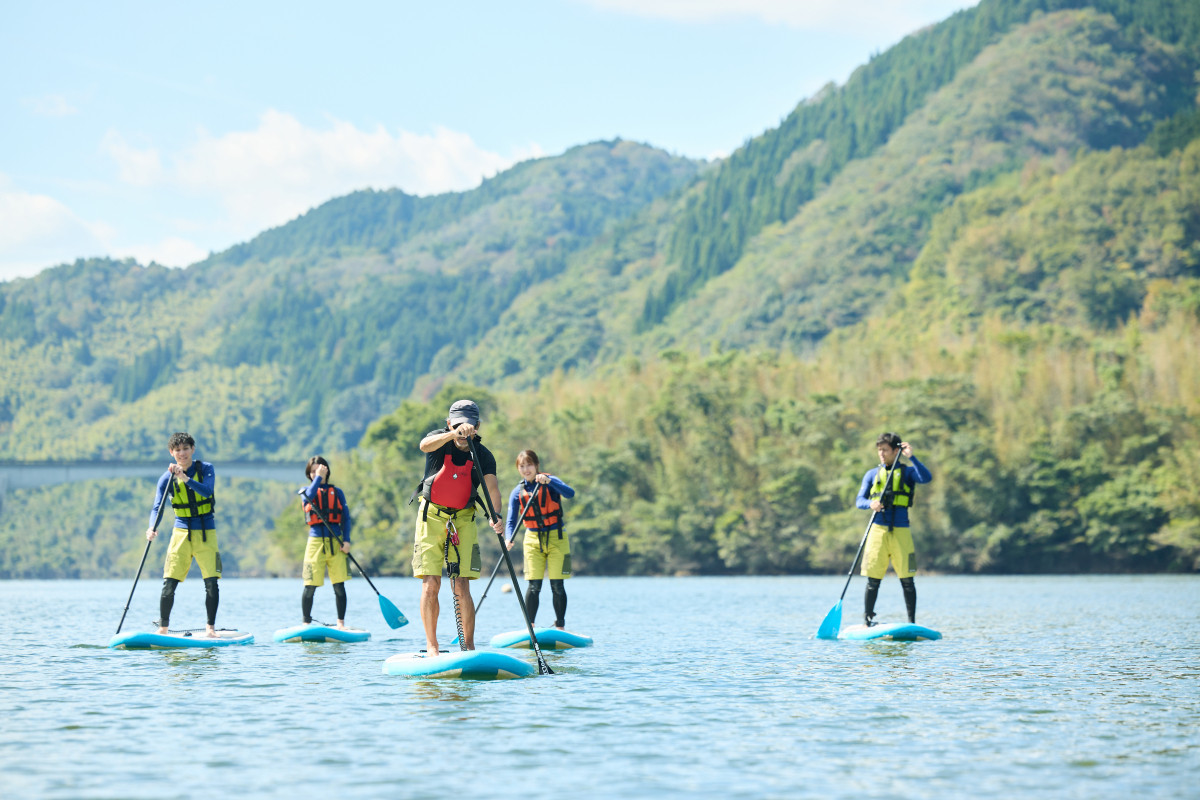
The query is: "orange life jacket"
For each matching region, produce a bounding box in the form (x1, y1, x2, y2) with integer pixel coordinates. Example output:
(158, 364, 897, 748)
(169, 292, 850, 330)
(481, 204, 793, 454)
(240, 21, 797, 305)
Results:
(304, 485, 344, 528)
(520, 483, 564, 534)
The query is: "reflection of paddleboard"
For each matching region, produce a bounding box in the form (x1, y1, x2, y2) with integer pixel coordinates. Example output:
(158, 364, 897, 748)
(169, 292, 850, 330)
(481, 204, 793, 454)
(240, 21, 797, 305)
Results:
(838, 623, 942, 642)
(109, 630, 254, 649)
(490, 628, 593, 650)
(382, 650, 534, 679)
(273, 624, 370, 643)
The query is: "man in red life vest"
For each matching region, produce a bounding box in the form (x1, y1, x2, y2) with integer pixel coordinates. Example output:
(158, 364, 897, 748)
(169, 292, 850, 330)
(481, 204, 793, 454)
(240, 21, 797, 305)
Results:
(413, 399, 504, 655)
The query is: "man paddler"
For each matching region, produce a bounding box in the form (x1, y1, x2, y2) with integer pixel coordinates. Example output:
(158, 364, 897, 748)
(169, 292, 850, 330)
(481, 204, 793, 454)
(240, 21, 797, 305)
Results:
(412, 400, 504, 655)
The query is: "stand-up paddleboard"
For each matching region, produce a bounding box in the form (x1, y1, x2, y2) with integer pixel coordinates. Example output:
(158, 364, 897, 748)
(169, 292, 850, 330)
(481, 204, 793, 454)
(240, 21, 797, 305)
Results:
(273, 624, 370, 643)
(109, 629, 254, 649)
(382, 650, 535, 679)
(838, 622, 942, 642)
(490, 628, 593, 650)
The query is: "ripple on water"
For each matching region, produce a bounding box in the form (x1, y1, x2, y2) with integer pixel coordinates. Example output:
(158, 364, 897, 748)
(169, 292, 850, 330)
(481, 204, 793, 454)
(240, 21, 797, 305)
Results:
(1, 576, 1199, 799)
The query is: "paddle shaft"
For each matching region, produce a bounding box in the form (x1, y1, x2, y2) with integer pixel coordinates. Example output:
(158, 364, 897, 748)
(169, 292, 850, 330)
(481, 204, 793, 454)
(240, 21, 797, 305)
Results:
(467, 438, 553, 675)
(476, 486, 539, 612)
(834, 448, 907, 603)
(116, 478, 173, 634)
(449, 486, 541, 646)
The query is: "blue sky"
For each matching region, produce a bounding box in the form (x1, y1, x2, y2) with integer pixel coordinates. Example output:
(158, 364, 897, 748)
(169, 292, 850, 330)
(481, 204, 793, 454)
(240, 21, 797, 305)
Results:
(0, 0, 977, 281)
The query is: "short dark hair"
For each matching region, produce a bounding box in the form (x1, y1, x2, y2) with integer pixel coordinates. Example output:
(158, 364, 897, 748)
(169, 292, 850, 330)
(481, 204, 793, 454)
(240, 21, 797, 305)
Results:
(305, 455, 331, 481)
(876, 432, 902, 449)
(515, 449, 540, 469)
(168, 432, 195, 450)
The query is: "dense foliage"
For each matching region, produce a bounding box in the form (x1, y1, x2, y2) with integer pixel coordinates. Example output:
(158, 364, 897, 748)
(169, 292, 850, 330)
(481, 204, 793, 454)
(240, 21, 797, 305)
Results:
(0, 141, 698, 459)
(3, 2, 1199, 577)
(645, 0, 1200, 327)
(303, 321, 1199, 578)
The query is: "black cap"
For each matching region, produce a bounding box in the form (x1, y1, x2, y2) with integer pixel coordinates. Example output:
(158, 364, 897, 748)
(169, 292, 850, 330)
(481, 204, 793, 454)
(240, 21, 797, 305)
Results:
(447, 399, 480, 427)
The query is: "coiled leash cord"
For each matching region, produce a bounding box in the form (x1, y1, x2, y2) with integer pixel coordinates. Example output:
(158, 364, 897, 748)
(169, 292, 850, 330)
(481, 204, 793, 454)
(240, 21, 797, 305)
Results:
(444, 519, 467, 651)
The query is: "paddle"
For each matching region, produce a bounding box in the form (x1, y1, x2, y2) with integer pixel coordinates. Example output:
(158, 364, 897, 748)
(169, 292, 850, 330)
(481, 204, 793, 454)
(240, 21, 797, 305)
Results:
(116, 477, 174, 635)
(815, 446, 906, 640)
(450, 485, 540, 646)
(304, 486, 408, 629)
(467, 437, 553, 675)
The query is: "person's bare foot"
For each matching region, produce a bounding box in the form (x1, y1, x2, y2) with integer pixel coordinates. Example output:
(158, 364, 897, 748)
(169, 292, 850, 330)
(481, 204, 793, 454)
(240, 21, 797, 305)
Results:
(555, 626, 565, 631)
(156, 627, 169, 635)
(336, 622, 346, 630)
(426, 644, 440, 657)
(205, 626, 217, 638)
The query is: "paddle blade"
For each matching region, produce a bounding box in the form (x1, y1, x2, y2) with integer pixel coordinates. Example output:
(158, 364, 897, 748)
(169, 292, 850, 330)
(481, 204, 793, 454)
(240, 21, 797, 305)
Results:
(816, 600, 842, 640)
(379, 595, 408, 629)
(449, 635, 460, 646)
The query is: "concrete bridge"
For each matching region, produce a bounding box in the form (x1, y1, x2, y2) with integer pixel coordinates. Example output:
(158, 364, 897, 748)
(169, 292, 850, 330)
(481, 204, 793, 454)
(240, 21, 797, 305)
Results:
(0, 460, 298, 501)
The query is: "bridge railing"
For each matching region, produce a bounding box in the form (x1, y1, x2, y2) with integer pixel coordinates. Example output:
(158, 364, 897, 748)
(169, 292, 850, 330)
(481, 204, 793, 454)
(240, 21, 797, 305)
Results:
(0, 461, 298, 499)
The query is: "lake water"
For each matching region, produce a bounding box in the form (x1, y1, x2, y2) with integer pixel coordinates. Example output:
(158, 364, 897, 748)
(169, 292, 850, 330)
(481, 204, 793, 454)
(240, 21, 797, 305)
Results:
(0, 575, 1197, 799)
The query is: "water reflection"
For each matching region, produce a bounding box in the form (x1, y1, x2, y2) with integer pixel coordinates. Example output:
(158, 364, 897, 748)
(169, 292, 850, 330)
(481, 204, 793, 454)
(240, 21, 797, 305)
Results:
(410, 681, 474, 703)
(161, 648, 220, 680)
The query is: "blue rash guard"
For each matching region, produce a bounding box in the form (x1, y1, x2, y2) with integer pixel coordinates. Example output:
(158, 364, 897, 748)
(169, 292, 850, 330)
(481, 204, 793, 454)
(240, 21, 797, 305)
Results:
(505, 476, 575, 543)
(149, 460, 216, 532)
(855, 457, 933, 528)
(299, 474, 351, 543)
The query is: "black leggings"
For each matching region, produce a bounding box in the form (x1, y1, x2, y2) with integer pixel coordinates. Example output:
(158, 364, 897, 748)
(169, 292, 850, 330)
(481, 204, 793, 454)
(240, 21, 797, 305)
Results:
(864, 576, 917, 624)
(302, 583, 347, 623)
(160, 577, 219, 627)
(524, 578, 568, 627)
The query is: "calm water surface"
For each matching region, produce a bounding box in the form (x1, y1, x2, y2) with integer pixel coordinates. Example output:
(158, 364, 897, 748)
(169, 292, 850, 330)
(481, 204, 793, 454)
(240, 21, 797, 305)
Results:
(0, 575, 1197, 799)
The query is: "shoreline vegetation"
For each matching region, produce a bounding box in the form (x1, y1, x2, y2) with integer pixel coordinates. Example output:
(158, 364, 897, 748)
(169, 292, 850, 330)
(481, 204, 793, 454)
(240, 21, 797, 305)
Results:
(3, 1, 1199, 578)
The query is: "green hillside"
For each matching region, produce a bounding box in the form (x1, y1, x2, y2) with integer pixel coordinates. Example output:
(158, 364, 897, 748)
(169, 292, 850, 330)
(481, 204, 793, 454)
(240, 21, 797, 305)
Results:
(0, 140, 699, 460)
(646, 0, 1200, 329)
(3, 0, 1199, 577)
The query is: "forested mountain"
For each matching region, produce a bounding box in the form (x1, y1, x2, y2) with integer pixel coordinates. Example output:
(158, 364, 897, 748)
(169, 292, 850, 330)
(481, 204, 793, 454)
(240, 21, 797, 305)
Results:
(0, 141, 700, 460)
(3, 0, 1199, 577)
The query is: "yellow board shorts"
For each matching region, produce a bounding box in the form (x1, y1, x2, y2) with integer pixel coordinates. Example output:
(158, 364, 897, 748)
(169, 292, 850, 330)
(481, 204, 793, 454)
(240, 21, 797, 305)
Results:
(163, 528, 222, 581)
(302, 537, 351, 586)
(412, 501, 482, 579)
(523, 528, 572, 580)
(861, 523, 917, 579)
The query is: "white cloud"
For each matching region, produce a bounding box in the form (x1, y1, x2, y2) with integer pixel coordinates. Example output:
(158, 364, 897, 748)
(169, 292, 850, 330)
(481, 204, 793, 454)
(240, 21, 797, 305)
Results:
(0, 177, 113, 281)
(23, 94, 78, 117)
(111, 109, 542, 244)
(0, 113, 538, 280)
(580, 0, 977, 36)
(101, 131, 163, 186)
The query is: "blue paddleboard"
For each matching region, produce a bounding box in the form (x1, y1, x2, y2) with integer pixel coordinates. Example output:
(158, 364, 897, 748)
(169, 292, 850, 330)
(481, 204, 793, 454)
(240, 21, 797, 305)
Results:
(273, 624, 370, 643)
(490, 628, 593, 650)
(382, 650, 535, 679)
(109, 629, 254, 649)
(838, 622, 942, 641)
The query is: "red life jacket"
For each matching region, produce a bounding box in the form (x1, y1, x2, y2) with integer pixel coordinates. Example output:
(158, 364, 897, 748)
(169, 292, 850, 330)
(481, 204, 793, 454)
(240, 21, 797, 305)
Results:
(304, 485, 344, 528)
(521, 484, 563, 532)
(425, 453, 475, 510)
